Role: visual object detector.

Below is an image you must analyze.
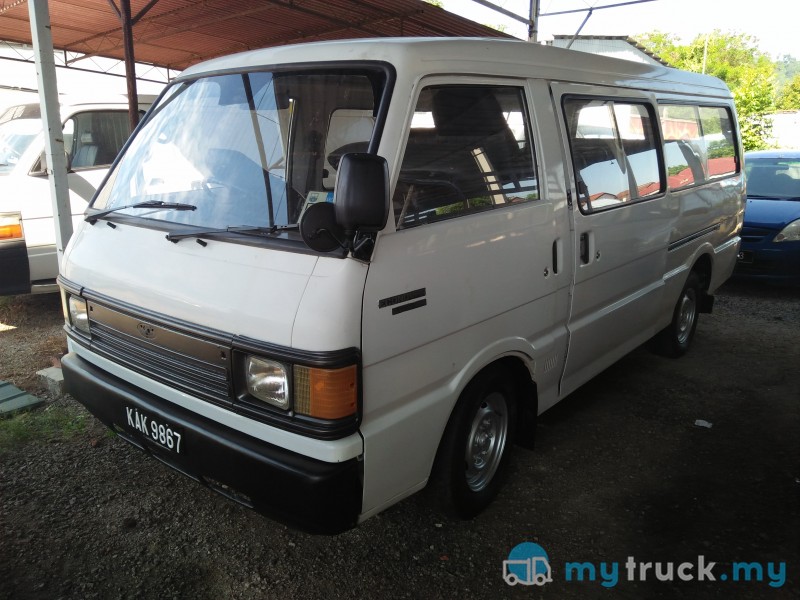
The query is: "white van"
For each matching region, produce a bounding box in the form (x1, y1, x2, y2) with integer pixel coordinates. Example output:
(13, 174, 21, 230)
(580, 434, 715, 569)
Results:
(58, 39, 743, 533)
(0, 98, 151, 295)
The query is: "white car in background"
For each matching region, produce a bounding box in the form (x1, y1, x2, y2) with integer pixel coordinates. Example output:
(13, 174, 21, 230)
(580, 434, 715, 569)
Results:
(0, 97, 151, 295)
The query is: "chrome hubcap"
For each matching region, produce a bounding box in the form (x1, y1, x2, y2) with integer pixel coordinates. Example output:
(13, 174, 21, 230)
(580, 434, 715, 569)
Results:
(676, 289, 697, 345)
(465, 392, 508, 492)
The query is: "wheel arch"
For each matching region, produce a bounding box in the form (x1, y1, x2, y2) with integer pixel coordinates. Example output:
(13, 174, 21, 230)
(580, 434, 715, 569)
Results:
(690, 252, 715, 313)
(431, 353, 538, 479)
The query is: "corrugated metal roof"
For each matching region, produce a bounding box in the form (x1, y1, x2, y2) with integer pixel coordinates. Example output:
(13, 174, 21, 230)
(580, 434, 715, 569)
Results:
(0, 0, 511, 70)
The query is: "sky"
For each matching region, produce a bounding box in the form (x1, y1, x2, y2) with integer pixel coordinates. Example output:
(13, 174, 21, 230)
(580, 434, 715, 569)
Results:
(441, 0, 800, 59)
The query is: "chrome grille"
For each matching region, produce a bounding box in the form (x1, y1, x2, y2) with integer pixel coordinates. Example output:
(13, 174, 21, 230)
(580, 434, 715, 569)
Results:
(87, 303, 231, 406)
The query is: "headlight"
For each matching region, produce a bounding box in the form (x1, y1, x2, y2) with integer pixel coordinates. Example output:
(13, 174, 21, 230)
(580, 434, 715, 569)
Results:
(242, 355, 358, 420)
(0, 213, 23, 240)
(245, 356, 289, 410)
(775, 218, 800, 242)
(68, 296, 90, 335)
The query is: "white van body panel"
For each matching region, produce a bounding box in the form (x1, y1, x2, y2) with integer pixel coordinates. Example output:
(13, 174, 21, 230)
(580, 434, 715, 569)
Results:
(360, 204, 572, 514)
(63, 223, 318, 347)
(292, 258, 368, 352)
(7, 167, 107, 282)
(0, 99, 150, 294)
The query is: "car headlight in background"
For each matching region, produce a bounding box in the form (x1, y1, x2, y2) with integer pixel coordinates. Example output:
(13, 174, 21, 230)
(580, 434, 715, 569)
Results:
(67, 296, 90, 335)
(775, 218, 800, 242)
(0, 213, 23, 241)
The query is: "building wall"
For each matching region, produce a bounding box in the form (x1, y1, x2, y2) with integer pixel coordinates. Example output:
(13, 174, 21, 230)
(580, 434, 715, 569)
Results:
(769, 111, 800, 149)
(550, 37, 664, 66)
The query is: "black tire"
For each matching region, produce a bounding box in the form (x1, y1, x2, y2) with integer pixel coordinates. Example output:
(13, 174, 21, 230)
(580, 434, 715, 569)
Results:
(649, 271, 701, 358)
(434, 367, 517, 518)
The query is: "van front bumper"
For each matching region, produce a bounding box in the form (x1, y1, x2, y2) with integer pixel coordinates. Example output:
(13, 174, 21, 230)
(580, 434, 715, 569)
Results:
(0, 240, 30, 296)
(61, 352, 362, 534)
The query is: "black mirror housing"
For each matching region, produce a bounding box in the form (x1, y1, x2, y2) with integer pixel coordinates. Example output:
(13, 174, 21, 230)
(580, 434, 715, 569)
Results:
(334, 153, 390, 235)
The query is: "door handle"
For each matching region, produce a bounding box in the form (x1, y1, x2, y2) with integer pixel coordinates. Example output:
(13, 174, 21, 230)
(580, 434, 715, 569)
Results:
(552, 238, 562, 274)
(579, 232, 594, 265)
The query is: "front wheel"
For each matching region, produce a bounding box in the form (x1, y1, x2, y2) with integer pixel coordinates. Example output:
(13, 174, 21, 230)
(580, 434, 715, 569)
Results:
(649, 272, 701, 358)
(435, 367, 517, 518)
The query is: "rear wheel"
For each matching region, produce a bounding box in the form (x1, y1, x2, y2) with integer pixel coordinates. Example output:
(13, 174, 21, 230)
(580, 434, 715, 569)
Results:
(649, 272, 701, 358)
(435, 367, 517, 518)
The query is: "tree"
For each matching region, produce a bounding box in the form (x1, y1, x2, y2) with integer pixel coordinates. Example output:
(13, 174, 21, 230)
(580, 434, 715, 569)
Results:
(776, 74, 800, 111)
(775, 54, 800, 87)
(635, 30, 775, 150)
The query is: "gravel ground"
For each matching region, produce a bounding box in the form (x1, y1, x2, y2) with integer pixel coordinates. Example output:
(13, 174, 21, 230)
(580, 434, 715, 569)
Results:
(0, 280, 798, 599)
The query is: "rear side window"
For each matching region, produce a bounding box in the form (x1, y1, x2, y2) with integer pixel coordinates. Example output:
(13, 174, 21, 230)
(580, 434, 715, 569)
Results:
(700, 106, 737, 178)
(659, 104, 738, 190)
(564, 98, 664, 214)
(393, 84, 539, 229)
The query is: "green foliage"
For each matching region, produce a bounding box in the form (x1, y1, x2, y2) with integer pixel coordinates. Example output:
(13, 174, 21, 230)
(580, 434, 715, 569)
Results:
(435, 197, 491, 216)
(635, 30, 775, 150)
(776, 74, 800, 111)
(483, 23, 507, 33)
(0, 402, 88, 453)
(775, 55, 800, 87)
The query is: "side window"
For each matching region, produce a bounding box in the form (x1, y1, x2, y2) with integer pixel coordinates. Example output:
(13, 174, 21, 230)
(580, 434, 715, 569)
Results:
(699, 106, 737, 178)
(659, 104, 704, 189)
(564, 98, 663, 214)
(393, 84, 538, 229)
(68, 111, 131, 169)
(658, 103, 738, 190)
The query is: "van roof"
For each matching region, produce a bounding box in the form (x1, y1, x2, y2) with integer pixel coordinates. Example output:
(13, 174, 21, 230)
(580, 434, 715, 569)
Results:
(180, 37, 731, 98)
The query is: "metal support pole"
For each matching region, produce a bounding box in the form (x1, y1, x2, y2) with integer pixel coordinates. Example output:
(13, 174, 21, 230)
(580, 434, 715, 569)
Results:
(119, 0, 140, 132)
(528, 0, 540, 42)
(28, 0, 73, 264)
(567, 9, 594, 49)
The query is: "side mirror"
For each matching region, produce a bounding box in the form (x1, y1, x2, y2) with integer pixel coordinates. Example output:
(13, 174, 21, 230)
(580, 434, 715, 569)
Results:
(300, 153, 389, 257)
(334, 153, 390, 239)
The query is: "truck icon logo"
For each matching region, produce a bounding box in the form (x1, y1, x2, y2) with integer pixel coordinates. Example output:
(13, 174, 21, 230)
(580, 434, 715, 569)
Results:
(503, 542, 552, 586)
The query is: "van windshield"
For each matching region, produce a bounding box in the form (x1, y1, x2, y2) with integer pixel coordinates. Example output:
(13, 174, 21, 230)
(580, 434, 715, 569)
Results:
(91, 69, 386, 234)
(0, 118, 40, 175)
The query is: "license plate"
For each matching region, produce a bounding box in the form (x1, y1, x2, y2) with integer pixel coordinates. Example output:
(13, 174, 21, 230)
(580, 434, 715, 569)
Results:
(125, 406, 184, 454)
(738, 250, 754, 264)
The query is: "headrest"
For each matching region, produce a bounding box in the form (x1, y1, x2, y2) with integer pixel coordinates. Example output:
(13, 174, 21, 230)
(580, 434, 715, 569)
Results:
(432, 88, 507, 138)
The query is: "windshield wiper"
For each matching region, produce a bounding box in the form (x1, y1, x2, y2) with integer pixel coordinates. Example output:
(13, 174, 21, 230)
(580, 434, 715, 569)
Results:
(86, 201, 197, 224)
(165, 224, 299, 243)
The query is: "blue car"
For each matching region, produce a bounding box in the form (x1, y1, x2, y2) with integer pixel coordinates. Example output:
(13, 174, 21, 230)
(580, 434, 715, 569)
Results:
(736, 150, 800, 284)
